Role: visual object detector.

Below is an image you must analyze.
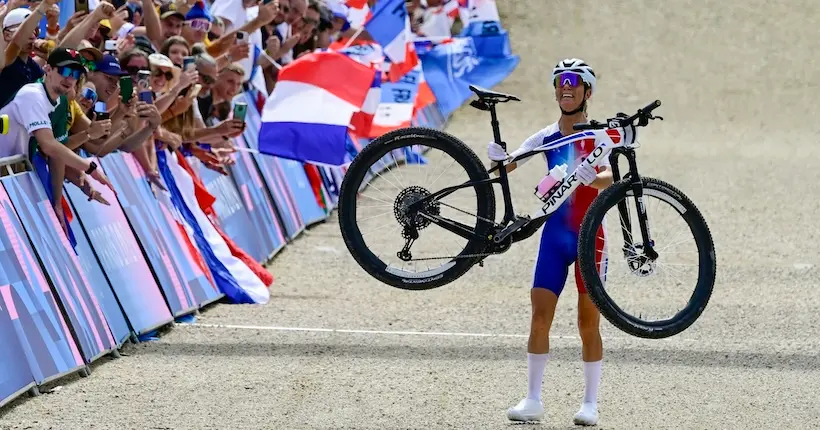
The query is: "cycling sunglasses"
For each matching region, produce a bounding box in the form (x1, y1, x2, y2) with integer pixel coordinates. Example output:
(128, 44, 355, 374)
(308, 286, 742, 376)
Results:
(554, 73, 583, 88)
(57, 66, 84, 80)
(81, 87, 98, 104)
(187, 18, 211, 32)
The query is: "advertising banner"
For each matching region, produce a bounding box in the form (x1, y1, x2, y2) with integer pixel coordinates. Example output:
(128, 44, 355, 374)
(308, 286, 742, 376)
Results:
(1, 173, 117, 363)
(0, 182, 85, 384)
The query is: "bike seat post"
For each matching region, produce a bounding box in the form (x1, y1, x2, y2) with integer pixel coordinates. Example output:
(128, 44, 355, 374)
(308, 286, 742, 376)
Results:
(489, 103, 503, 149)
(488, 102, 515, 224)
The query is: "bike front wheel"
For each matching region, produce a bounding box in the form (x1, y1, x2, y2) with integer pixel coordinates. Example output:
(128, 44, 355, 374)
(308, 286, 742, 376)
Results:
(577, 177, 717, 339)
(338, 127, 497, 290)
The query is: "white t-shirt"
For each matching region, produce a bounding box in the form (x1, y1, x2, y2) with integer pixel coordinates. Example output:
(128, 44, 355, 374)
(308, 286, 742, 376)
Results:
(0, 83, 59, 158)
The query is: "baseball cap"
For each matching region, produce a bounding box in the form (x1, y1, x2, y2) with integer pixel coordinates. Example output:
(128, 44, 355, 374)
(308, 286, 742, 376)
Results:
(3, 8, 32, 30)
(159, 2, 185, 20)
(94, 54, 129, 76)
(77, 40, 104, 62)
(47, 47, 87, 70)
(134, 35, 156, 55)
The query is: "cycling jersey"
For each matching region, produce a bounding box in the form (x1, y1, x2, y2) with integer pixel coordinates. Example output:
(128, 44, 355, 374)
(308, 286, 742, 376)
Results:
(515, 122, 609, 296)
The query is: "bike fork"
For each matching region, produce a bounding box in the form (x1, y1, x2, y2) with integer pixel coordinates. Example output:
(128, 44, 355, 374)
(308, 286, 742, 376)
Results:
(611, 149, 658, 261)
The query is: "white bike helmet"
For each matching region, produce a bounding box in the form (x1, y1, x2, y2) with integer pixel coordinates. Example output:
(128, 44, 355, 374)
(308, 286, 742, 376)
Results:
(552, 58, 597, 95)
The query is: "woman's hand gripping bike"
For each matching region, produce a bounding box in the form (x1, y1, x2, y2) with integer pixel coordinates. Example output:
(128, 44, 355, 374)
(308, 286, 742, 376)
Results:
(337, 85, 717, 339)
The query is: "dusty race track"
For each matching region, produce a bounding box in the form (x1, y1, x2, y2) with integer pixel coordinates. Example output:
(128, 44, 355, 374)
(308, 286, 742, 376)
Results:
(3, 0, 820, 429)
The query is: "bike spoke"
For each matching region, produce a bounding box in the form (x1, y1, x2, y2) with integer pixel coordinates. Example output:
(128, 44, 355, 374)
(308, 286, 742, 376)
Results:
(591, 191, 702, 324)
(352, 143, 483, 274)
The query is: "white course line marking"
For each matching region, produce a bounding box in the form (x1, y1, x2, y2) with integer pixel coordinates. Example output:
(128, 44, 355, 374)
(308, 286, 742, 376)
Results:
(181, 323, 697, 342)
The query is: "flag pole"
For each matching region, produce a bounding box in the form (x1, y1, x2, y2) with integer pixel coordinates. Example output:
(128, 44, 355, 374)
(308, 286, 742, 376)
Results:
(342, 26, 366, 49)
(259, 49, 283, 70)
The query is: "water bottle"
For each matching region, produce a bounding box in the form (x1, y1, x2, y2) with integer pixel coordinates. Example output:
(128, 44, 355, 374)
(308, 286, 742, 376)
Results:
(534, 163, 568, 201)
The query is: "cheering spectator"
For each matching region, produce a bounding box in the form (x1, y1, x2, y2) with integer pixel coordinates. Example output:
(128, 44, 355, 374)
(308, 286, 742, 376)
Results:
(181, 1, 212, 46)
(194, 52, 218, 119)
(0, 48, 115, 190)
(0, 3, 54, 107)
(135, 0, 185, 52)
(161, 36, 190, 67)
(290, 0, 323, 59)
(205, 62, 244, 123)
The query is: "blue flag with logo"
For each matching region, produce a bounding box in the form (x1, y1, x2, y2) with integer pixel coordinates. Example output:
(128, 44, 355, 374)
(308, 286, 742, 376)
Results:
(417, 31, 520, 118)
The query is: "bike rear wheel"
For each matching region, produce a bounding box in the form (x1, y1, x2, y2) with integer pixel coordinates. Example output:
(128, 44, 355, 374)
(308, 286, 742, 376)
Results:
(338, 127, 496, 290)
(577, 177, 717, 339)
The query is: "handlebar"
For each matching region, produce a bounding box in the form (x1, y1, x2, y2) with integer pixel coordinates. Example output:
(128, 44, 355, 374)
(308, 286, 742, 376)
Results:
(573, 99, 663, 131)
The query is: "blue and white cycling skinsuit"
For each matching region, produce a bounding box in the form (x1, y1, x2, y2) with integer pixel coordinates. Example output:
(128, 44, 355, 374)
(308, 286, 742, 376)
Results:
(514, 122, 609, 297)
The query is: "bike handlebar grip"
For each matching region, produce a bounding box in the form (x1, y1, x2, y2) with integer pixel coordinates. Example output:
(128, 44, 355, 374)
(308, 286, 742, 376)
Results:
(572, 122, 588, 131)
(643, 100, 661, 113)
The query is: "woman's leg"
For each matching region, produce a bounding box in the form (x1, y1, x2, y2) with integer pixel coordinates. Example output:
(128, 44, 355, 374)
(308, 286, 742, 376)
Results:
(507, 227, 571, 422)
(526, 287, 560, 399)
(572, 225, 608, 426)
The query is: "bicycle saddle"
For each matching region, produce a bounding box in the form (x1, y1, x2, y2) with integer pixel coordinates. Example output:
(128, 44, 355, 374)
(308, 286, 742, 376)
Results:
(469, 85, 521, 103)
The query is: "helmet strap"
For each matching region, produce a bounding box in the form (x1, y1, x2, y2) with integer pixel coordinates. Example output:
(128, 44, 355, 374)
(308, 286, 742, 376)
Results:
(559, 84, 590, 116)
(560, 99, 586, 116)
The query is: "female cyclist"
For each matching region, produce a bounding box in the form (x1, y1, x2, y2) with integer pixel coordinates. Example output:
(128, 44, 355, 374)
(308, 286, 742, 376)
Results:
(487, 58, 612, 426)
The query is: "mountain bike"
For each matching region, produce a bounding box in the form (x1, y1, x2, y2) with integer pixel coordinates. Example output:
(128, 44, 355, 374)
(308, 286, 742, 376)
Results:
(337, 85, 717, 339)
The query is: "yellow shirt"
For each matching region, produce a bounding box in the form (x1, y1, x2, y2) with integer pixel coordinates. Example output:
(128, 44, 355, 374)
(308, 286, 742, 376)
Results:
(67, 99, 84, 131)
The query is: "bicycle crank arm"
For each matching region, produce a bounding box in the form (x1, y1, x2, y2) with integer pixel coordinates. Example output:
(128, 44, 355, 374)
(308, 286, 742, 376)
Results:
(491, 215, 531, 243)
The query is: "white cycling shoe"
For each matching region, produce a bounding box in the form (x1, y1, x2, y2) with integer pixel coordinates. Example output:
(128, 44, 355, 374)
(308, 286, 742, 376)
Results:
(572, 402, 599, 426)
(506, 398, 545, 422)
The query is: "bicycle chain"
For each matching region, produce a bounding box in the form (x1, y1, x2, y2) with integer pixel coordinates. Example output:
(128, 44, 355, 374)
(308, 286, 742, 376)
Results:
(403, 252, 495, 262)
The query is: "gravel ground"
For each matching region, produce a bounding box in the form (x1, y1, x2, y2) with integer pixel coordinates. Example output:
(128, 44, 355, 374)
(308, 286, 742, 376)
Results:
(3, 0, 820, 429)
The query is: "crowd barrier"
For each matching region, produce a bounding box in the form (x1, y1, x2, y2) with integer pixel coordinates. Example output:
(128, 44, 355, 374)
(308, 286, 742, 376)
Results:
(0, 96, 449, 408)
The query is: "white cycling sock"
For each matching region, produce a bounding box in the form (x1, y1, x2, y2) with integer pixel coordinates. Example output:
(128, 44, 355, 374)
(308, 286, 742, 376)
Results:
(582, 360, 602, 405)
(527, 353, 550, 401)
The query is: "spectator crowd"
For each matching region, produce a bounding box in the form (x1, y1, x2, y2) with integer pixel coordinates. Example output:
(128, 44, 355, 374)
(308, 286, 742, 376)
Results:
(0, 0, 463, 243)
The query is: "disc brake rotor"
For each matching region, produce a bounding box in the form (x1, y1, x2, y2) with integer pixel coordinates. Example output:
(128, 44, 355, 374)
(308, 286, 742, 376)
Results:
(625, 242, 656, 277)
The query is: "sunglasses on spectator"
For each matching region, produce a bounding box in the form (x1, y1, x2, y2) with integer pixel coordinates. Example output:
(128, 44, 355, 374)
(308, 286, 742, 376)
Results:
(187, 19, 211, 32)
(200, 74, 215, 85)
(81, 87, 97, 103)
(152, 69, 174, 80)
(125, 65, 144, 76)
(57, 66, 84, 80)
(554, 73, 583, 87)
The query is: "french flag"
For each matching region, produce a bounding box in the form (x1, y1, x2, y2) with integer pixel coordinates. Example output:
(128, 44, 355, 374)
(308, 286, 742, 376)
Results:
(364, 0, 409, 65)
(386, 32, 420, 83)
(345, 0, 371, 27)
(350, 68, 382, 137)
(418, 1, 458, 37)
(368, 68, 419, 138)
(414, 62, 436, 112)
(258, 51, 374, 166)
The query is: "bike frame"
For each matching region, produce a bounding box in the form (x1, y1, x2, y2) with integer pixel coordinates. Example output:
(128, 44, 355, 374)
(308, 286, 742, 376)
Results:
(407, 101, 659, 260)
